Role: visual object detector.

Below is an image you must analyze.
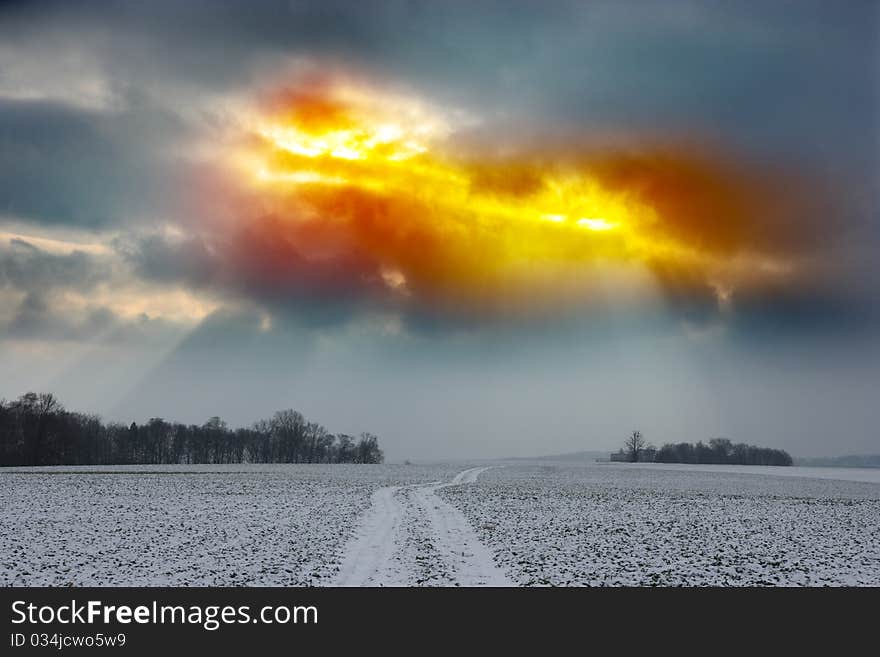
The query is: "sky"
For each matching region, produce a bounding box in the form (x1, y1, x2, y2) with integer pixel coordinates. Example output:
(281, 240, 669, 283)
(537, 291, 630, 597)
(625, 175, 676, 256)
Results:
(0, 0, 878, 460)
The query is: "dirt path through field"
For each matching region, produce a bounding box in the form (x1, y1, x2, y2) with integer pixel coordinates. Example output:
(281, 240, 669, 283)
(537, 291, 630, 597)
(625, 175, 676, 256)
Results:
(332, 467, 512, 586)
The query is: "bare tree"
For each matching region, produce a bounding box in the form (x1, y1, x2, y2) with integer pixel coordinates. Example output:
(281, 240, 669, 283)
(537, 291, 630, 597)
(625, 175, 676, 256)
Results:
(355, 432, 384, 464)
(623, 430, 645, 463)
(334, 434, 355, 463)
(270, 409, 305, 462)
(14, 392, 62, 465)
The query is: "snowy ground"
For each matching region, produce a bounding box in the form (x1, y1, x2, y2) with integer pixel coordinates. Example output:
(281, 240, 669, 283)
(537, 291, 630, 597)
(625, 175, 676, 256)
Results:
(333, 466, 511, 586)
(441, 462, 880, 586)
(2, 462, 878, 586)
(0, 464, 459, 586)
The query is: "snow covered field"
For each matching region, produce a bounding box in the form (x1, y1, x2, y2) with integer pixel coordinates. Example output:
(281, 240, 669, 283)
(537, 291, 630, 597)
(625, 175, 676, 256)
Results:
(2, 462, 878, 586)
(0, 464, 459, 586)
(441, 463, 880, 586)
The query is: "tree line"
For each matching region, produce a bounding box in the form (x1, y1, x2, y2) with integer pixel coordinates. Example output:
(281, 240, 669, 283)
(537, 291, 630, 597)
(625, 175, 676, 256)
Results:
(617, 431, 792, 466)
(0, 392, 384, 466)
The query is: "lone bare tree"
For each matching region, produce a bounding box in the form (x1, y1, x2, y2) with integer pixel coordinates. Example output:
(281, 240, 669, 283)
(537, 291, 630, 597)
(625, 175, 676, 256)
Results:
(624, 430, 645, 462)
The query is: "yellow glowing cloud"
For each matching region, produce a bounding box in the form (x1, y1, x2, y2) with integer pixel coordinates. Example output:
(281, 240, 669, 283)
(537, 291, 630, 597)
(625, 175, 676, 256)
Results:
(216, 73, 809, 317)
(577, 218, 617, 231)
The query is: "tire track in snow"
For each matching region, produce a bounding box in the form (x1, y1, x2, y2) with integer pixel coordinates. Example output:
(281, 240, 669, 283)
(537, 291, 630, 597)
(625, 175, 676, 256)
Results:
(332, 485, 406, 586)
(332, 467, 513, 586)
(412, 467, 513, 586)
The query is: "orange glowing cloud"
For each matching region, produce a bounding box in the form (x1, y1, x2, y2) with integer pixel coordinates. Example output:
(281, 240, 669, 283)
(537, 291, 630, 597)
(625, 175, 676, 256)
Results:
(200, 71, 833, 320)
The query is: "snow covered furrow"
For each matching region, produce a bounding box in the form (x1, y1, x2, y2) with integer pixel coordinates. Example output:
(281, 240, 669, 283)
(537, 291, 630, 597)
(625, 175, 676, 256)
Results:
(332, 467, 513, 586)
(441, 463, 880, 586)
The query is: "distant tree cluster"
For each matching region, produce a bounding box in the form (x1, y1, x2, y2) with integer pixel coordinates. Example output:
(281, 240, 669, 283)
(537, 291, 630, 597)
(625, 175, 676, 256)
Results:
(0, 392, 384, 466)
(655, 438, 792, 466)
(614, 434, 792, 466)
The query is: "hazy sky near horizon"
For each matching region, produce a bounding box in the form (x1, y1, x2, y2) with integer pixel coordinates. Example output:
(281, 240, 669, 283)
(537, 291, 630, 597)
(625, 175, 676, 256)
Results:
(1, 1, 878, 459)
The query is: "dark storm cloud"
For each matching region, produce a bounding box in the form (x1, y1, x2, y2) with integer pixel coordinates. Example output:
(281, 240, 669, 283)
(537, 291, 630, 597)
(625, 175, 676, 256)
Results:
(728, 282, 879, 339)
(0, 96, 186, 227)
(0, 237, 108, 291)
(2, 0, 875, 227)
(3, 1, 875, 171)
(118, 230, 385, 329)
(117, 234, 221, 289)
(1, 0, 876, 335)
(1, 1, 873, 226)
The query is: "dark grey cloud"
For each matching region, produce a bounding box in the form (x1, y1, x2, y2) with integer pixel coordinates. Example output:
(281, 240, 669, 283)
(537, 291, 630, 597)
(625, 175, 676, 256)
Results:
(118, 230, 386, 329)
(3, 1, 874, 165)
(0, 237, 108, 291)
(116, 234, 221, 290)
(0, 1, 874, 252)
(2, 1, 875, 284)
(0, 96, 187, 227)
(728, 283, 879, 340)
